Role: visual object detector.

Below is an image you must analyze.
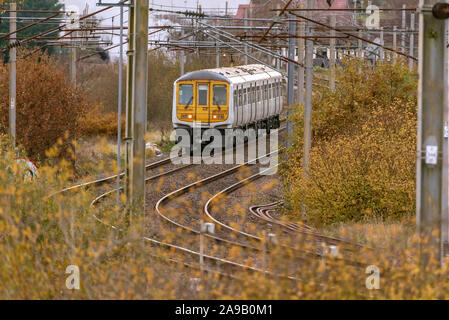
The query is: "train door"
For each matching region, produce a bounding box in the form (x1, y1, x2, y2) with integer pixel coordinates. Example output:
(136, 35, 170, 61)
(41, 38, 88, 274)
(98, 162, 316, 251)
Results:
(195, 82, 210, 124)
(263, 81, 268, 119)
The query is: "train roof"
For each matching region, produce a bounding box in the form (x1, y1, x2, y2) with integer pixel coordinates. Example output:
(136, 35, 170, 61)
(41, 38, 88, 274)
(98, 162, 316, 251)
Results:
(176, 64, 283, 85)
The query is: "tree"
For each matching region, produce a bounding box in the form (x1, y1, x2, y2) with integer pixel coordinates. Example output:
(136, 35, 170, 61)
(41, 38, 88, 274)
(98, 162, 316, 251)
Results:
(0, 50, 89, 161)
(0, 0, 63, 56)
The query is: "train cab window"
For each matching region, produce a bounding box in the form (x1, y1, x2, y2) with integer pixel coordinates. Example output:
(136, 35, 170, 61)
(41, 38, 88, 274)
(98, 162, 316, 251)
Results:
(179, 84, 193, 106)
(198, 84, 209, 106)
(213, 84, 228, 106)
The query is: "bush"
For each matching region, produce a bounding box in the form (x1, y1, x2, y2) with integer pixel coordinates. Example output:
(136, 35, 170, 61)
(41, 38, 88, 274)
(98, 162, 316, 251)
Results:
(78, 105, 125, 138)
(282, 59, 418, 226)
(0, 134, 447, 299)
(0, 50, 90, 161)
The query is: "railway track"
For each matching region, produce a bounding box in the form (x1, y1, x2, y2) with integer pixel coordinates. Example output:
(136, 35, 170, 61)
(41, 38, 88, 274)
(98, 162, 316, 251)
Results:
(248, 201, 370, 250)
(49, 156, 176, 197)
(202, 165, 368, 267)
(87, 128, 314, 280)
(85, 125, 367, 282)
(53, 119, 287, 198)
(249, 201, 313, 233)
(89, 150, 303, 281)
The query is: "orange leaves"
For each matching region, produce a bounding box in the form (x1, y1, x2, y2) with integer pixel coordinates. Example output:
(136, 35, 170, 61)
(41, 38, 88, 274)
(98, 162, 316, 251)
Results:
(77, 106, 125, 138)
(0, 50, 91, 161)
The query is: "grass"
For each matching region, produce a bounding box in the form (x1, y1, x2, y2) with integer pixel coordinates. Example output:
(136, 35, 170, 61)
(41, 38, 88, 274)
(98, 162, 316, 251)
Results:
(74, 127, 174, 179)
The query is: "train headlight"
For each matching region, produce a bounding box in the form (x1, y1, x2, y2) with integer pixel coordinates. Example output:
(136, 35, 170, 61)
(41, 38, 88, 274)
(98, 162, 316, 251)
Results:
(212, 114, 224, 120)
(188, 114, 193, 119)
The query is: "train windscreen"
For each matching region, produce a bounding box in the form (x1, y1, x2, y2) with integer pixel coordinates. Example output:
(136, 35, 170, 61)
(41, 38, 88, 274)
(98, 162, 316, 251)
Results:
(213, 84, 227, 106)
(198, 84, 209, 106)
(179, 84, 193, 106)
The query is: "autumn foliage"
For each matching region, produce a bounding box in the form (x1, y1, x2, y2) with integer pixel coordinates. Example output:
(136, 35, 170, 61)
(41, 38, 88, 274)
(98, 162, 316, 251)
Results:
(0, 51, 89, 161)
(282, 59, 418, 226)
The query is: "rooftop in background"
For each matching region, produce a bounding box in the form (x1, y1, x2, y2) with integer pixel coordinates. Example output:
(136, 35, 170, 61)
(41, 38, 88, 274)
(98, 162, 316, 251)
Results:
(235, 4, 250, 19)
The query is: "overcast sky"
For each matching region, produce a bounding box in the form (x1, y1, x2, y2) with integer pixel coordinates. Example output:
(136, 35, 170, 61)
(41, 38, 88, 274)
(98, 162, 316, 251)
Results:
(62, 0, 251, 59)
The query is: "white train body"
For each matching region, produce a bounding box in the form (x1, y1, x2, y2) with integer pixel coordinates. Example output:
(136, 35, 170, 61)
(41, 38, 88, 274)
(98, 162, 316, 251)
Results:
(172, 64, 284, 132)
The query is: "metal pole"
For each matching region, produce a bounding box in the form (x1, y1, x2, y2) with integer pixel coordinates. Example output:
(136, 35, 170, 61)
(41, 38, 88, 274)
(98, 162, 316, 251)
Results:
(380, 27, 384, 60)
(181, 52, 185, 75)
(262, 230, 267, 275)
(402, 4, 406, 54)
(417, 0, 446, 263)
(301, 0, 314, 217)
(329, 15, 336, 91)
(276, 3, 281, 70)
(180, 25, 185, 75)
(286, 14, 296, 148)
(129, 0, 149, 216)
(216, 43, 220, 68)
(200, 221, 204, 277)
(9, 2, 16, 149)
(358, 29, 363, 58)
(303, 0, 314, 173)
(244, 7, 248, 65)
(125, 1, 135, 213)
(71, 23, 77, 85)
(393, 26, 397, 62)
(442, 16, 449, 260)
(410, 13, 415, 71)
(298, 3, 305, 103)
(116, 2, 124, 206)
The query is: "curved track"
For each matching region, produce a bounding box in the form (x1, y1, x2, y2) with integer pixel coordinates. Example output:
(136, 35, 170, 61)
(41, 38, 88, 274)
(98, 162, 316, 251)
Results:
(202, 165, 368, 267)
(49, 157, 175, 197)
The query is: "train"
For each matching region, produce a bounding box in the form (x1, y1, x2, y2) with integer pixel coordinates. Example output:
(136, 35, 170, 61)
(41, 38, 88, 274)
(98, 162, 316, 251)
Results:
(172, 64, 284, 143)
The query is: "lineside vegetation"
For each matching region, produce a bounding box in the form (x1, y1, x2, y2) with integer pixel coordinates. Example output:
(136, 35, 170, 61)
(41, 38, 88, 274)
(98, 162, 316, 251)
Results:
(282, 58, 417, 226)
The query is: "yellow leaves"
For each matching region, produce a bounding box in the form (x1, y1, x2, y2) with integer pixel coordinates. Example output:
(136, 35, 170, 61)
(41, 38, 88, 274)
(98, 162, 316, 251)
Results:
(282, 58, 417, 227)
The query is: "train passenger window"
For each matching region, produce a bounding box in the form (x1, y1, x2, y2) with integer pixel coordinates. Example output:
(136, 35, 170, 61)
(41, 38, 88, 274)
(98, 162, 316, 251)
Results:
(179, 84, 193, 106)
(249, 86, 254, 103)
(198, 84, 208, 106)
(213, 84, 228, 106)
(244, 88, 247, 105)
(234, 91, 237, 107)
(252, 87, 255, 103)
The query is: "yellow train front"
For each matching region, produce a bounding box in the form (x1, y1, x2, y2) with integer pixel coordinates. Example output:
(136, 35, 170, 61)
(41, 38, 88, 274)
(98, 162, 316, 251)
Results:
(172, 64, 284, 142)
